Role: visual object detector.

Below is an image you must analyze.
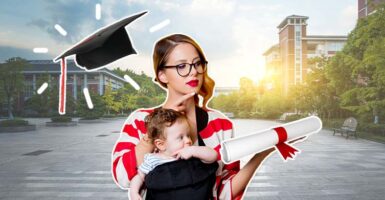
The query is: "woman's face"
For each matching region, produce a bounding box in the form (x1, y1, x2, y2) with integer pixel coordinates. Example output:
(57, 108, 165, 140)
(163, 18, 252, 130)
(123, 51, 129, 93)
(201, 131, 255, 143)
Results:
(158, 43, 204, 95)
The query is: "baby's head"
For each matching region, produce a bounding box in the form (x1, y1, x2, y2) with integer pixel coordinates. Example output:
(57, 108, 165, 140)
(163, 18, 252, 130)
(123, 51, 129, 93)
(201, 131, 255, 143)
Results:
(145, 108, 193, 155)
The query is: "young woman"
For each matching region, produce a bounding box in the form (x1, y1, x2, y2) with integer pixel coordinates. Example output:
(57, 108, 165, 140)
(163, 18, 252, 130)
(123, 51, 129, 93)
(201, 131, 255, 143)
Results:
(112, 34, 275, 200)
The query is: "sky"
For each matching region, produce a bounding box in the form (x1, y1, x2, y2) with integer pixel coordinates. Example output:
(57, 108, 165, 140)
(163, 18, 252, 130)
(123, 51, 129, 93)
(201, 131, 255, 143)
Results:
(0, 0, 357, 87)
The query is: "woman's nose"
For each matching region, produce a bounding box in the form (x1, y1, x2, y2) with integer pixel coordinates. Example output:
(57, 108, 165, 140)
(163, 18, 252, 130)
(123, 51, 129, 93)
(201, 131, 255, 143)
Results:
(189, 64, 198, 76)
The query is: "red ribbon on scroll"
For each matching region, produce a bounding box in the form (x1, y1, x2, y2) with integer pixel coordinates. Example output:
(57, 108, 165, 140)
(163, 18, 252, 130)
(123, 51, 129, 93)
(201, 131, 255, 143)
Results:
(273, 127, 299, 160)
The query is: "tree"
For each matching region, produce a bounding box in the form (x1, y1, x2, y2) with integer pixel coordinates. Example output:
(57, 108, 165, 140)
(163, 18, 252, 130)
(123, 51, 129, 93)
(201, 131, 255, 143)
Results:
(77, 90, 106, 119)
(326, 3, 385, 123)
(103, 84, 117, 115)
(0, 57, 30, 119)
(237, 77, 258, 118)
(255, 88, 288, 119)
(24, 74, 50, 116)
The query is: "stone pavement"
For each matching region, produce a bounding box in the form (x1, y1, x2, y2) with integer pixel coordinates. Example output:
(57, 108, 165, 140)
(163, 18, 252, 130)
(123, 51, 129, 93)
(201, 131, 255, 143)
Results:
(0, 118, 384, 200)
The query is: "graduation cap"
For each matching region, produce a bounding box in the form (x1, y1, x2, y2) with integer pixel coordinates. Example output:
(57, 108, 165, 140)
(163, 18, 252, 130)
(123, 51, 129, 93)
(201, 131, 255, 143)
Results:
(54, 11, 147, 70)
(54, 11, 147, 115)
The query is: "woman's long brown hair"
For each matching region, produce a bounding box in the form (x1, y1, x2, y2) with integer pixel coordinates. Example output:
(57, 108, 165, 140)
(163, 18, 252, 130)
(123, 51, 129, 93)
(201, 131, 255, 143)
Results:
(152, 34, 215, 110)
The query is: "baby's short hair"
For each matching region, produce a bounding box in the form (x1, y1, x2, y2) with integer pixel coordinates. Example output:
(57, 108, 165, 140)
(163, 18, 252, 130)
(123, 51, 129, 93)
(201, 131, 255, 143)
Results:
(144, 108, 189, 143)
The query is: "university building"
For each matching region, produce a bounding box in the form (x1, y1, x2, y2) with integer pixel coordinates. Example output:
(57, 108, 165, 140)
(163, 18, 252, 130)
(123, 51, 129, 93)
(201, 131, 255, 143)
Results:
(358, 0, 384, 19)
(263, 15, 347, 95)
(18, 60, 126, 111)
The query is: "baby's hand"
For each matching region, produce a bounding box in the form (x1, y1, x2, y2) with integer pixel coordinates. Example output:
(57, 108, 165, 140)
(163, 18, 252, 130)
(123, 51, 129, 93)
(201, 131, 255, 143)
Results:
(129, 192, 142, 200)
(173, 146, 196, 160)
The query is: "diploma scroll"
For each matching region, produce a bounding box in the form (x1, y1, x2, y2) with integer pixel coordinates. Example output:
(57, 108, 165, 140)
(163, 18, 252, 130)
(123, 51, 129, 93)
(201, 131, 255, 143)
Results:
(220, 116, 322, 163)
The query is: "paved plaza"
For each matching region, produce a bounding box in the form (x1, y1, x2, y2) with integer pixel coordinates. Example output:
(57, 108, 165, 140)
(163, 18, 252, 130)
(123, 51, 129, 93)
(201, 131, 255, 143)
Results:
(0, 117, 384, 200)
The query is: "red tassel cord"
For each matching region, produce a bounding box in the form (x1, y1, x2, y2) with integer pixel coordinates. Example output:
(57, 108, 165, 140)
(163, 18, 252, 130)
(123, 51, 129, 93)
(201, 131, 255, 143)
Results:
(59, 58, 67, 115)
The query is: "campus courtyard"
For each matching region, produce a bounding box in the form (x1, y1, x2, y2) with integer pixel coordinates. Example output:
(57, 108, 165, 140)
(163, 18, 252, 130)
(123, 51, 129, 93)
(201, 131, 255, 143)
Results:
(0, 117, 384, 200)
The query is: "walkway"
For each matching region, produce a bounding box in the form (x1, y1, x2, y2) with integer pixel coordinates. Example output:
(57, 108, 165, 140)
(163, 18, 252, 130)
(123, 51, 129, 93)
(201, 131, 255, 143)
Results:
(0, 118, 384, 200)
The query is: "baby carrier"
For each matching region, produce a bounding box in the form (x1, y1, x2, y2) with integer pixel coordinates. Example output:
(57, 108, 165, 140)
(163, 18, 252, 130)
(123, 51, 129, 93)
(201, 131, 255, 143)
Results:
(144, 106, 218, 200)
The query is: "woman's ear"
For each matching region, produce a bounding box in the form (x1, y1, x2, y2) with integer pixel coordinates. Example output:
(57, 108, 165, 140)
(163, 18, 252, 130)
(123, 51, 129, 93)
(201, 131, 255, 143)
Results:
(157, 70, 168, 84)
(154, 139, 166, 151)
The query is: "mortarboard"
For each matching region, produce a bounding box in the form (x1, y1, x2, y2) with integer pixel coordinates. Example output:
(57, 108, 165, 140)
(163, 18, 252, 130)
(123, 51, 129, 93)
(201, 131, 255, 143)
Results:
(54, 11, 147, 115)
(54, 11, 147, 70)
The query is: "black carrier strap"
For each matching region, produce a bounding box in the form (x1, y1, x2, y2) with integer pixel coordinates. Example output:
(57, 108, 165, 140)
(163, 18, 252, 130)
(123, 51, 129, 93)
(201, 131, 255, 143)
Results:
(195, 105, 208, 147)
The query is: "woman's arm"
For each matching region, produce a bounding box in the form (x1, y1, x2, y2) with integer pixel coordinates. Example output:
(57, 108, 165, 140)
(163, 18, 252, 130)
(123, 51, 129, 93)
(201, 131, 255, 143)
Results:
(112, 110, 153, 189)
(230, 136, 307, 197)
(230, 147, 275, 197)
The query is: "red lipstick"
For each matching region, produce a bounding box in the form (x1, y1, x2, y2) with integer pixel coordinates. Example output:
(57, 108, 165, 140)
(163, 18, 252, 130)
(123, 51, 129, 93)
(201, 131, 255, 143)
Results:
(186, 80, 198, 87)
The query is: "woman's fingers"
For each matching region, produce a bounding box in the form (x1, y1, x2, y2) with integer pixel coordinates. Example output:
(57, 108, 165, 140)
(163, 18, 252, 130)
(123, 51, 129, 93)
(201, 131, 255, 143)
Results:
(175, 92, 195, 106)
(288, 136, 307, 144)
(174, 92, 195, 112)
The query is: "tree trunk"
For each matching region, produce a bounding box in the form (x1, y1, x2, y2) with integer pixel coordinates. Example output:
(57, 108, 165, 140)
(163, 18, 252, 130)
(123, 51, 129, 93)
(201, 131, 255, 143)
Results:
(7, 97, 13, 120)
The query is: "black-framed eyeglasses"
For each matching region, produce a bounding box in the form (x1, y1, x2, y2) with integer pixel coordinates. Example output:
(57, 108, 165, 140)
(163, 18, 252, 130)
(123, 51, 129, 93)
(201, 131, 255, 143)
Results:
(162, 60, 208, 77)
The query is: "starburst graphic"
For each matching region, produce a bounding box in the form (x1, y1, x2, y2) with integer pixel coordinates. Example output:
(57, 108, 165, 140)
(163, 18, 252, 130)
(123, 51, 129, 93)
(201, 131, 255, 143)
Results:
(37, 82, 48, 94)
(34, 5, 145, 115)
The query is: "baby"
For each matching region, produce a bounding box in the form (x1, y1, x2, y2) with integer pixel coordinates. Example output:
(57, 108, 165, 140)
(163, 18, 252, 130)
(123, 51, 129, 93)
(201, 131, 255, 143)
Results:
(129, 108, 218, 200)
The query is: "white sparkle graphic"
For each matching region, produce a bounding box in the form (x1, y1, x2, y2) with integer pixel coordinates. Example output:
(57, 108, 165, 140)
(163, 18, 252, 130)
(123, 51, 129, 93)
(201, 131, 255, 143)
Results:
(95, 4, 101, 20)
(33, 48, 48, 53)
(37, 82, 48, 94)
(83, 88, 94, 109)
(149, 19, 170, 33)
(54, 24, 67, 36)
(124, 75, 140, 90)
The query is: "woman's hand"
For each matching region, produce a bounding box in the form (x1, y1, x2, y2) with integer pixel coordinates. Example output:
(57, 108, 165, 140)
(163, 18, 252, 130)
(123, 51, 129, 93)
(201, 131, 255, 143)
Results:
(164, 92, 195, 114)
(129, 191, 142, 200)
(288, 136, 307, 144)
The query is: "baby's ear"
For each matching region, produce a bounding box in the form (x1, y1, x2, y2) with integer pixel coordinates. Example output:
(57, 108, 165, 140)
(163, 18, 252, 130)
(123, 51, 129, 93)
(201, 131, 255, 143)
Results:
(154, 139, 166, 151)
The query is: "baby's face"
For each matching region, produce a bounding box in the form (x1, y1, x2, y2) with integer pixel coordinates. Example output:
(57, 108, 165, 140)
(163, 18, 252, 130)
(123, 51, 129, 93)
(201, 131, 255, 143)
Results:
(162, 119, 192, 156)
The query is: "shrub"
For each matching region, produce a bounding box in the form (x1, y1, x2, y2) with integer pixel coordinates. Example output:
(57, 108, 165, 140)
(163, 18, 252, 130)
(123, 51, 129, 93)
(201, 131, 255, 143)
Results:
(103, 114, 116, 118)
(50, 116, 72, 123)
(284, 114, 306, 122)
(322, 118, 346, 129)
(0, 119, 29, 127)
(358, 123, 385, 136)
(77, 91, 106, 119)
(237, 111, 252, 119)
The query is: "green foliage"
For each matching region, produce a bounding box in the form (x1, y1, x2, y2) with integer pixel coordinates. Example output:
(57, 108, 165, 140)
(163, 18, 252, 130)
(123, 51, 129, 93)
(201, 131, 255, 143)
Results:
(103, 84, 122, 115)
(322, 118, 347, 129)
(209, 92, 238, 114)
(0, 57, 30, 119)
(47, 83, 76, 116)
(24, 74, 50, 116)
(254, 89, 288, 119)
(50, 116, 72, 122)
(284, 114, 307, 122)
(111, 68, 166, 111)
(357, 123, 385, 136)
(326, 3, 385, 123)
(77, 91, 106, 119)
(0, 119, 29, 127)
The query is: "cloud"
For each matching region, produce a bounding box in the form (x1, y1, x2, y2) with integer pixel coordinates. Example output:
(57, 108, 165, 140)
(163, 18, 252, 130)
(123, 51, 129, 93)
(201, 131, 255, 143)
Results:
(188, 0, 235, 16)
(107, 53, 153, 76)
(0, 46, 53, 62)
(27, 0, 102, 44)
(340, 4, 357, 33)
